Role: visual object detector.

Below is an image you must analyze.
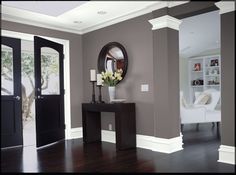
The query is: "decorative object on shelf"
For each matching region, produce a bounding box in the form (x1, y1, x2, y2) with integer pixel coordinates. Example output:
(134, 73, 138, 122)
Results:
(101, 69, 123, 102)
(97, 85, 104, 103)
(98, 42, 128, 84)
(96, 73, 103, 86)
(192, 79, 204, 86)
(90, 69, 96, 81)
(90, 69, 97, 103)
(90, 80, 96, 103)
(108, 86, 115, 102)
(213, 69, 218, 75)
(194, 63, 201, 71)
(210, 59, 219, 66)
(96, 73, 104, 103)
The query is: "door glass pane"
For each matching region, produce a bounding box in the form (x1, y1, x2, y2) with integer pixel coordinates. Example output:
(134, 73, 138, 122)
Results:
(41, 47, 60, 95)
(1, 45, 14, 95)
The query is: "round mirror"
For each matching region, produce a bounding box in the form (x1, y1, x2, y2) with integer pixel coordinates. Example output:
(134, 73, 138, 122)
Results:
(97, 42, 128, 84)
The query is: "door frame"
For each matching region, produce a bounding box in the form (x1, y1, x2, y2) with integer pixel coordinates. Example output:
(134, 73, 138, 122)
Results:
(2, 30, 72, 140)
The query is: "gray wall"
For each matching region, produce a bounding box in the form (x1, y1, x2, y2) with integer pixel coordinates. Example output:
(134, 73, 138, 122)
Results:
(153, 28, 180, 138)
(1, 20, 83, 128)
(82, 14, 155, 135)
(221, 11, 235, 146)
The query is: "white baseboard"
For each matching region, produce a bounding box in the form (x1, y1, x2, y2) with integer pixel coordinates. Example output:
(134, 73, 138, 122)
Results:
(69, 127, 183, 154)
(101, 130, 183, 153)
(70, 127, 116, 142)
(137, 133, 183, 153)
(101, 130, 116, 143)
(218, 145, 235, 165)
(70, 127, 83, 139)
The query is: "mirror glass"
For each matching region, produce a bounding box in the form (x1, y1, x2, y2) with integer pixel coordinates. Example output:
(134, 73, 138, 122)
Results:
(98, 42, 128, 83)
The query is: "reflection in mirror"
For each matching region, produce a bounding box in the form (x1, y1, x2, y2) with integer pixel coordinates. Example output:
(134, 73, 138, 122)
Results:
(1, 45, 14, 95)
(98, 42, 128, 84)
(41, 47, 60, 95)
(105, 47, 124, 73)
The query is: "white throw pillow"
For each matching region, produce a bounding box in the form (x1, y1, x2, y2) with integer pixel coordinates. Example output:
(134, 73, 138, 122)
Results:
(194, 93, 211, 105)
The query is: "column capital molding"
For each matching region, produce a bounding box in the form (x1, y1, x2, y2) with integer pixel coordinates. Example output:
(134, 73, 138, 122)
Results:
(215, 1, 235, 14)
(148, 15, 182, 31)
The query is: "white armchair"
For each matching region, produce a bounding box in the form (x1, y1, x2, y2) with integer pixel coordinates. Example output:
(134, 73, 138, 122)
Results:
(180, 91, 206, 124)
(180, 90, 221, 126)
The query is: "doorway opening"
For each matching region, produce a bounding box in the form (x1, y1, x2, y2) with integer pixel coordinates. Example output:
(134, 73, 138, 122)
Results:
(179, 10, 221, 142)
(21, 39, 36, 146)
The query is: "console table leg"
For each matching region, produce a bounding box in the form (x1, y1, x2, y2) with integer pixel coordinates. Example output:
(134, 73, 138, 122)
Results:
(82, 111, 101, 143)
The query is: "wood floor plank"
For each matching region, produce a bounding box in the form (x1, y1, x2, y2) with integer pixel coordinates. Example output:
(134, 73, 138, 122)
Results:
(1, 123, 235, 173)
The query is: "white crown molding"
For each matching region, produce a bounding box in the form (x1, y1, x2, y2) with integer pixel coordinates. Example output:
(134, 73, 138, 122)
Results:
(215, 1, 235, 14)
(168, 1, 190, 8)
(148, 15, 182, 31)
(69, 127, 183, 154)
(218, 145, 235, 165)
(1, 1, 189, 35)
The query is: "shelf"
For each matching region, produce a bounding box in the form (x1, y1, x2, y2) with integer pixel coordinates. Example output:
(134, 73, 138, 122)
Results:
(205, 74, 220, 77)
(191, 85, 204, 88)
(205, 66, 220, 68)
(192, 71, 203, 73)
(205, 85, 220, 87)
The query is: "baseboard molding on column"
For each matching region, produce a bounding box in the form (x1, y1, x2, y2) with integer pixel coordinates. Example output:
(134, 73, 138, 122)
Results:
(70, 127, 83, 139)
(137, 134, 183, 153)
(218, 145, 235, 165)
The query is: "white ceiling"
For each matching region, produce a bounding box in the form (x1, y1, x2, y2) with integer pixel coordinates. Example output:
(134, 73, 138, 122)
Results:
(1, 1, 87, 17)
(1, 1, 188, 34)
(179, 10, 220, 58)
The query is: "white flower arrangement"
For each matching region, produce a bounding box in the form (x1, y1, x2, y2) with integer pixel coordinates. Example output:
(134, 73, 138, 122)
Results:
(101, 69, 123, 86)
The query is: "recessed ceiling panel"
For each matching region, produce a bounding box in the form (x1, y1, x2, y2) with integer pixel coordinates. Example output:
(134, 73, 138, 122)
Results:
(1, 1, 189, 34)
(2, 1, 88, 17)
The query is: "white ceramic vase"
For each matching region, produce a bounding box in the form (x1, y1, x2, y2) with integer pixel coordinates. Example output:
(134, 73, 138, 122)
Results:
(108, 86, 115, 102)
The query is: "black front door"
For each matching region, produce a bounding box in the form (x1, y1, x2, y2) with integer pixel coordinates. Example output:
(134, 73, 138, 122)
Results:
(1, 36, 23, 148)
(34, 36, 65, 147)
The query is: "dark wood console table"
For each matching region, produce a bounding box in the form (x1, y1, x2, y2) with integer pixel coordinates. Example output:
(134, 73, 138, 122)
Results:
(82, 103, 136, 150)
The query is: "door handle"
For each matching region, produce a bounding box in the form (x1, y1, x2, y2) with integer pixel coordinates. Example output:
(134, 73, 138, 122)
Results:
(37, 96, 44, 99)
(13, 96, 21, 100)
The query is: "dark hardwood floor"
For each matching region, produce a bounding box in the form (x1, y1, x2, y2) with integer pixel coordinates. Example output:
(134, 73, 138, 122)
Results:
(1, 123, 235, 173)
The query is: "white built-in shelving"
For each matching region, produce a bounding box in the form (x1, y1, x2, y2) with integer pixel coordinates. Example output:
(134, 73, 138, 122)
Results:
(188, 55, 221, 104)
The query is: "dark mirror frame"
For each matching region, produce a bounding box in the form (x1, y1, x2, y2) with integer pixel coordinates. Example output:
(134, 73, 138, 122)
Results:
(97, 42, 128, 84)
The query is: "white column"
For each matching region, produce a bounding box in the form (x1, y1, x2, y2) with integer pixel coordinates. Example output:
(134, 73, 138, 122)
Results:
(148, 15, 183, 153)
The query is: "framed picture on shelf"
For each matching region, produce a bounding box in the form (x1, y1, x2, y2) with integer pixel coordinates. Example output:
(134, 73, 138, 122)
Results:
(194, 63, 201, 71)
(210, 59, 219, 66)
